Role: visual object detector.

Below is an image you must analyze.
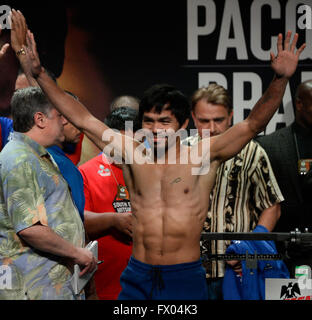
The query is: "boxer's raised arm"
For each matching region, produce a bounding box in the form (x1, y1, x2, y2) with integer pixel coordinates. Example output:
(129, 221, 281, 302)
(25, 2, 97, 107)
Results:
(11, 9, 136, 160)
(209, 31, 305, 163)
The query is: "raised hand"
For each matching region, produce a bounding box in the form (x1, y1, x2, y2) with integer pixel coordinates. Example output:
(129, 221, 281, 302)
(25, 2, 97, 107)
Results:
(271, 31, 306, 79)
(10, 9, 43, 79)
(10, 9, 27, 54)
(25, 29, 44, 78)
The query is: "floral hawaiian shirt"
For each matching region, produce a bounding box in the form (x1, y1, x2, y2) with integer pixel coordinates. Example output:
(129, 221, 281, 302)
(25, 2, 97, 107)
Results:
(0, 133, 85, 300)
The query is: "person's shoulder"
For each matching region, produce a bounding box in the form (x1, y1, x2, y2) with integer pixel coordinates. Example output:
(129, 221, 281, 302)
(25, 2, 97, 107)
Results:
(231, 141, 265, 170)
(257, 125, 291, 142)
(250, 139, 275, 164)
(79, 153, 103, 171)
(232, 140, 258, 157)
(0, 140, 37, 172)
(249, 139, 266, 152)
(1, 138, 28, 157)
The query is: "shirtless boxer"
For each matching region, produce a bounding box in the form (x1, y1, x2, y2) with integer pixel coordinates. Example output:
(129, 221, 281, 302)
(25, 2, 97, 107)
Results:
(11, 9, 305, 299)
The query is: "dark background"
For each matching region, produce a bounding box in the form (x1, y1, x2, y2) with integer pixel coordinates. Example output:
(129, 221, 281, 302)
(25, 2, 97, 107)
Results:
(3, 0, 311, 123)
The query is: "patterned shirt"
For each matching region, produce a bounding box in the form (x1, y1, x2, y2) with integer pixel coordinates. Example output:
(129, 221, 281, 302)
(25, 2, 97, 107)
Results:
(183, 134, 284, 278)
(0, 132, 85, 300)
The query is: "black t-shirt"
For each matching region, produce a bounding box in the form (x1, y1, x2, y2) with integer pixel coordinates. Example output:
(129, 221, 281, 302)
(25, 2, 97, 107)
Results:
(292, 122, 312, 228)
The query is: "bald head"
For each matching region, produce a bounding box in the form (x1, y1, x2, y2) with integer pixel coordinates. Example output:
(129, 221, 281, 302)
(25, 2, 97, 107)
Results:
(295, 80, 312, 129)
(110, 95, 140, 111)
(296, 80, 312, 102)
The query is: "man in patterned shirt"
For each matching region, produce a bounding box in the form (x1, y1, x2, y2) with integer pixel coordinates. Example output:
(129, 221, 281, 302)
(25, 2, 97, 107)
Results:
(0, 87, 97, 300)
(184, 84, 284, 299)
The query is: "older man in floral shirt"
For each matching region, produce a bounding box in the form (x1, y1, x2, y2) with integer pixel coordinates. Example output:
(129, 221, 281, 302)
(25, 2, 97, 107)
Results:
(0, 87, 97, 300)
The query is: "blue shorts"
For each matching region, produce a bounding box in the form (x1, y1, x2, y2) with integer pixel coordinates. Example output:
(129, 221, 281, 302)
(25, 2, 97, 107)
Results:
(118, 256, 208, 300)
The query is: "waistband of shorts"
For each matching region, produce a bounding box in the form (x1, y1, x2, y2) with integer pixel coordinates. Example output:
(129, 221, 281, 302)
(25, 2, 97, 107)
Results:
(129, 256, 203, 272)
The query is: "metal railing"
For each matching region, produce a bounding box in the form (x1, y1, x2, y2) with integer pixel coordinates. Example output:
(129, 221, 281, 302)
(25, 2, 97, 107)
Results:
(200, 229, 312, 269)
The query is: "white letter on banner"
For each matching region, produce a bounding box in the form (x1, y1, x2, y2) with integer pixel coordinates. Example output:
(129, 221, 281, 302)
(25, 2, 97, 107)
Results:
(250, 0, 280, 61)
(216, 0, 248, 60)
(302, 72, 312, 82)
(265, 83, 294, 135)
(198, 72, 228, 89)
(187, 0, 216, 60)
(233, 72, 262, 124)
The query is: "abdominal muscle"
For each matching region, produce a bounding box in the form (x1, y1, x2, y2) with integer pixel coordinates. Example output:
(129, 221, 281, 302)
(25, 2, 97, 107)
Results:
(131, 200, 206, 265)
(122, 159, 217, 266)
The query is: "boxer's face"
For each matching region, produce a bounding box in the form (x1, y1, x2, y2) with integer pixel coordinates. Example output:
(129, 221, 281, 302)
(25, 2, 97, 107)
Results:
(142, 106, 188, 153)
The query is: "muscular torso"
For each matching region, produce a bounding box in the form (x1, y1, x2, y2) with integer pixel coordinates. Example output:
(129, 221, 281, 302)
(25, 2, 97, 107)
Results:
(122, 145, 220, 265)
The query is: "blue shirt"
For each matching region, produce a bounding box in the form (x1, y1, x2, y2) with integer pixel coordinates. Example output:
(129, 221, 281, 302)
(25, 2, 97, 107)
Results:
(47, 145, 85, 221)
(0, 117, 13, 149)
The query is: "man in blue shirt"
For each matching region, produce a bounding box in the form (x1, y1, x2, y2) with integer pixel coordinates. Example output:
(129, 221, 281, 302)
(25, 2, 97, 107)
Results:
(47, 117, 85, 221)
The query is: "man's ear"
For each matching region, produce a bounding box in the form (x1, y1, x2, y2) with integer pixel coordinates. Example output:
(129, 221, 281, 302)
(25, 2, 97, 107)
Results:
(295, 99, 303, 113)
(191, 111, 195, 121)
(33, 112, 47, 129)
(181, 118, 189, 130)
(228, 111, 233, 126)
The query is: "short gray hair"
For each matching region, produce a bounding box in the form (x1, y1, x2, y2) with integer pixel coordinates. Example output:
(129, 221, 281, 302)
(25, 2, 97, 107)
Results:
(11, 87, 53, 132)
